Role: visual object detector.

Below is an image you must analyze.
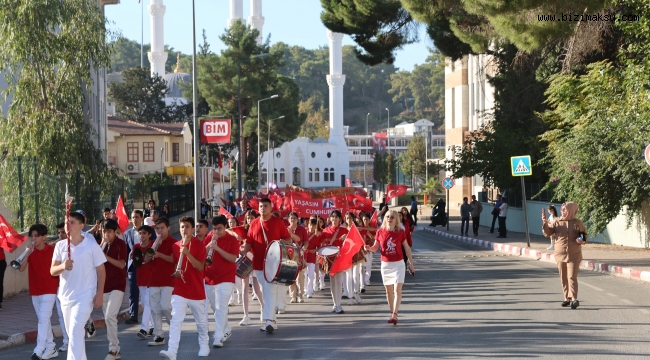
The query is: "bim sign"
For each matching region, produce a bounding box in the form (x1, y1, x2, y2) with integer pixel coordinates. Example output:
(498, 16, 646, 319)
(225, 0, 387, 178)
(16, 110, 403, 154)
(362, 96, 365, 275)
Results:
(200, 119, 231, 144)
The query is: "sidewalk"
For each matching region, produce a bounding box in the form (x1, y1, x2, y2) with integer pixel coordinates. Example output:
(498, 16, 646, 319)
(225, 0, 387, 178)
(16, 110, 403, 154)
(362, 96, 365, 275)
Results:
(422, 220, 650, 281)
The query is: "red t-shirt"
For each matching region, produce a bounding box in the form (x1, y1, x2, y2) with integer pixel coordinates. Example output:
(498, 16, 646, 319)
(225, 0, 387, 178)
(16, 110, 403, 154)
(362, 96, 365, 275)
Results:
(28, 245, 59, 296)
(403, 218, 413, 246)
(288, 225, 309, 247)
(321, 226, 348, 248)
(133, 241, 153, 287)
(375, 228, 406, 262)
(247, 216, 291, 271)
(148, 236, 177, 288)
(203, 233, 240, 285)
(171, 237, 206, 300)
(304, 233, 322, 264)
(103, 238, 128, 293)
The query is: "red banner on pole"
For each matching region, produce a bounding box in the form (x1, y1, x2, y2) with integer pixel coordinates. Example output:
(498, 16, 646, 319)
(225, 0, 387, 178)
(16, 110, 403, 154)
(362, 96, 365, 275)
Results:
(290, 196, 347, 218)
(0, 214, 26, 253)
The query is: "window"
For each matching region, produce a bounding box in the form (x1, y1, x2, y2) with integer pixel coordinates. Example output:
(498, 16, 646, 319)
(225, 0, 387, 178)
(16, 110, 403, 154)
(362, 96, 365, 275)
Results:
(260, 168, 267, 185)
(143, 142, 155, 162)
(276, 152, 281, 158)
(279, 168, 285, 183)
(127, 142, 138, 162)
(308, 168, 313, 182)
(314, 168, 320, 182)
(172, 143, 179, 162)
(311, 152, 316, 158)
(292, 167, 301, 186)
(329, 168, 335, 181)
(273, 168, 278, 183)
(165, 142, 169, 162)
(327, 152, 331, 158)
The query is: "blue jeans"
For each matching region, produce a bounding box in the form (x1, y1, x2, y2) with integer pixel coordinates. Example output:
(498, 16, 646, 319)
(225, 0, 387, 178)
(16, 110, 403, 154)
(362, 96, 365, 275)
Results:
(128, 270, 139, 319)
(461, 217, 470, 234)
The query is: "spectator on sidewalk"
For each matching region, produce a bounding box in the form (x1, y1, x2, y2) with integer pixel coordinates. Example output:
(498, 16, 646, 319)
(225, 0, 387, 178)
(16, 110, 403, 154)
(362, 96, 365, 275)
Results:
(378, 196, 389, 224)
(542, 202, 586, 310)
(489, 195, 502, 234)
(409, 196, 418, 226)
(470, 195, 483, 236)
(144, 199, 157, 218)
(20, 224, 60, 360)
(545, 205, 558, 250)
(160, 204, 170, 219)
(460, 197, 472, 236)
(497, 197, 508, 238)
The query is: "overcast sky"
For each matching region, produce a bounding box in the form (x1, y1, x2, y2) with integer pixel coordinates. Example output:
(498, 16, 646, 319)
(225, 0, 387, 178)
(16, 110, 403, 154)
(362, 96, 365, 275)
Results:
(105, 0, 433, 72)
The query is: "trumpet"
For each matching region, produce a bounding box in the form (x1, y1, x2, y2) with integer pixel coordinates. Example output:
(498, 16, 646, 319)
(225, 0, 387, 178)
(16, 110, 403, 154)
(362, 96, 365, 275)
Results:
(145, 236, 163, 257)
(171, 236, 190, 278)
(10, 240, 35, 269)
(205, 237, 216, 266)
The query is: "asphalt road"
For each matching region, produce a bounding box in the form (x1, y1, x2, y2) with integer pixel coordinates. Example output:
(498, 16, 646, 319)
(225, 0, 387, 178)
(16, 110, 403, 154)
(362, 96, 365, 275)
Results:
(3, 229, 650, 359)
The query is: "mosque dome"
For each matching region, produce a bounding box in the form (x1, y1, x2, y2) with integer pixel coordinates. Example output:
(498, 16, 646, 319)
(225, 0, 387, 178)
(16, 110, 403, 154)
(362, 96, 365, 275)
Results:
(163, 53, 191, 99)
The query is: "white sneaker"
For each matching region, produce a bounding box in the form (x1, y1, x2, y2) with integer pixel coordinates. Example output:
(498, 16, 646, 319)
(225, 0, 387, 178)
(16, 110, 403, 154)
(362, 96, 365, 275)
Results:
(228, 300, 235, 307)
(148, 336, 166, 346)
(221, 326, 232, 342)
(297, 296, 304, 303)
(239, 316, 251, 326)
(355, 295, 362, 304)
(289, 298, 296, 304)
(347, 299, 354, 306)
(159, 350, 176, 360)
(319, 285, 325, 290)
(104, 351, 121, 360)
(277, 308, 285, 314)
(198, 346, 210, 356)
(42, 348, 59, 360)
(252, 294, 258, 301)
(212, 339, 224, 348)
(306, 294, 312, 298)
(263, 320, 277, 333)
(58, 343, 68, 352)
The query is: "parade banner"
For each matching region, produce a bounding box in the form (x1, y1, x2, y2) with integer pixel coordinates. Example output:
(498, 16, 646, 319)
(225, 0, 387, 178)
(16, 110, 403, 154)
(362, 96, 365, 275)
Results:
(311, 186, 367, 198)
(290, 195, 348, 218)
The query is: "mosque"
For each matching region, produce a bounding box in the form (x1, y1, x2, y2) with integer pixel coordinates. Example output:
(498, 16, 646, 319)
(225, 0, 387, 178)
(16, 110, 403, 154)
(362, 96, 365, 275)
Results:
(146, 0, 350, 191)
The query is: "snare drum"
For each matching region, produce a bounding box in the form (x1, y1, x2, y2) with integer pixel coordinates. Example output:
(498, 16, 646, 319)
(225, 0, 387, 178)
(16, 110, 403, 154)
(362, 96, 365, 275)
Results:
(236, 252, 254, 278)
(264, 241, 300, 285)
(317, 246, 339, 273)
(352, 247, 367, 266)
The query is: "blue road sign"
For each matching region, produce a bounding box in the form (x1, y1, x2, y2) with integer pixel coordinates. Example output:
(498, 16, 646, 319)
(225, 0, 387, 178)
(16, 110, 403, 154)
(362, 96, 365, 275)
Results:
(511, 155, 532, 176)
(443, 177, 454, 190)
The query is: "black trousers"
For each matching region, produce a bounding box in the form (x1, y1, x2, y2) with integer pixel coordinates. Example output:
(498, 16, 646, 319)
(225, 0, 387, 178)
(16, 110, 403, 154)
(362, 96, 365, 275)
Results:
(490, 214, 499, 232)
(472, 216, 480, 235)
(0, 259, 6, 304)
(128, 269, 139, 319)
(410, 209, 418, 225)
(498, 216, 507, 237)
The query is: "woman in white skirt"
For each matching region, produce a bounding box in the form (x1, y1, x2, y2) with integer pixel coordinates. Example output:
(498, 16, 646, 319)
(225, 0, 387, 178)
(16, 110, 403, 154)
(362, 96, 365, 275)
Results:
(366, 210, 415, 325)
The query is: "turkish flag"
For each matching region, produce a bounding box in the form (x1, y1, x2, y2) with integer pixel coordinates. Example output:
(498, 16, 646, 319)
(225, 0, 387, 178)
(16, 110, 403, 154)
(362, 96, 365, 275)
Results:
(0, 214, 27, 252)
(386, 184, 408, 202)
(230, 225, 247, 240)
(236, 214, 245, 224)
(115, 195, 130, 233)
(347, 194, 373, 213)
(218, 206, 233, 219)
(369, 210, 378, 228)
(352, 187, 368, 197)
(220, 198, 228, 207)
(329, 223, 364, 276)
(248, 197, 259, 212)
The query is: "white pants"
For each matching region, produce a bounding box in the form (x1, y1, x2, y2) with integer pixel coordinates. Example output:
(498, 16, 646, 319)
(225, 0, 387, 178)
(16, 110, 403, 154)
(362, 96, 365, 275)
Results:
(60, 297, 93, 360)
(149, 286, 173, 338)
(254, 270, 279, 322)
(319, 271, 325, 289)
(276, 285, 287, 311)
(55, 297, 69, 345)
(330, 272, 345, 309)
(138, 286, 154, 331)
(347, 264, 362, 295)
(206, 283, 234, 343)
(102, 290, 124, 353)
(364, 253, 373, 283)
(342, 270, 350, 296)
(289, 269, 305, 299)
(305, 263, 316, 296)
(32, 294, 56, 355)
(167, 295, 209, 354)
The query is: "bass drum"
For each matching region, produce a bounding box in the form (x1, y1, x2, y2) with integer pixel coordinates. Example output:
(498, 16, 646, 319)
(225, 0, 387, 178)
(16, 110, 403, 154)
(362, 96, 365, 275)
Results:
(264, 241, 300, 285)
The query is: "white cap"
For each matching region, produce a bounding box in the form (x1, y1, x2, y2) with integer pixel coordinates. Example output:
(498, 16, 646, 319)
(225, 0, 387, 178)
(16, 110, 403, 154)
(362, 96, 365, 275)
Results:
(144, 217, 155, 226)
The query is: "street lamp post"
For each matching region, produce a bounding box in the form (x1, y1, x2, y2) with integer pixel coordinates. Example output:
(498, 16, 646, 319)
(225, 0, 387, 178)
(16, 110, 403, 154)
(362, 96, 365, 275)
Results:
(191, 0, 201, 221)
(238, 53, 269, 198)
(385, 108, 390, 155)
(160, 147, 164, 181)
(266, 115, 285, 191)
(364, 112, 369, 187)
(257, 95, 279, 190)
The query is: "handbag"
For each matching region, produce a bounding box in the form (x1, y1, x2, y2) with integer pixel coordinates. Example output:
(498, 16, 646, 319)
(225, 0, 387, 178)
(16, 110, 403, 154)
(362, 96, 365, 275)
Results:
(491, 207, 500, 216)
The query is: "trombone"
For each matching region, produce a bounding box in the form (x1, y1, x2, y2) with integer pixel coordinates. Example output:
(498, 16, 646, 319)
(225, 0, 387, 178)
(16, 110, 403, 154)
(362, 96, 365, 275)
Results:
(171, 235, 190, 278)
(10, 239, 35, 269)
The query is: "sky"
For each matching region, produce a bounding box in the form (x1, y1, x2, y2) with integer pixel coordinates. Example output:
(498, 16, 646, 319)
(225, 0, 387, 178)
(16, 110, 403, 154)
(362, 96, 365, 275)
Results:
(104, 0, 433, 72)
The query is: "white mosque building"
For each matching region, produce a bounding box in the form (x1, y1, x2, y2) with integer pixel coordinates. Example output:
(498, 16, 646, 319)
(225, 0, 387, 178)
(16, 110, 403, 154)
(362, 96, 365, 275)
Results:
(146, 0, 350, 191)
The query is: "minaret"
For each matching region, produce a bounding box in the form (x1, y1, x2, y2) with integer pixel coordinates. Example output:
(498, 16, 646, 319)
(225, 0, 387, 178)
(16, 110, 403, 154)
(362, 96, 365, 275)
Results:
(148, 0, 168, 77)
(228, 0, 245, 28)
(248, 0, 264, 44)
(326, 30, 349, 185)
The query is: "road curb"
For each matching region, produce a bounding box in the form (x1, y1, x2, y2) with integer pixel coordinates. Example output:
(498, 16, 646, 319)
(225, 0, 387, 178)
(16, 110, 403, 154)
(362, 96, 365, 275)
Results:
(422, 227, 650, 284)
(0, 307, 133, 350)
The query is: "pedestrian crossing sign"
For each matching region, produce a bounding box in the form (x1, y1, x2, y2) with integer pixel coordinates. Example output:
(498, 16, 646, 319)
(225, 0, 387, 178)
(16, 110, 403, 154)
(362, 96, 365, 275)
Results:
(510, 155, 532, 176)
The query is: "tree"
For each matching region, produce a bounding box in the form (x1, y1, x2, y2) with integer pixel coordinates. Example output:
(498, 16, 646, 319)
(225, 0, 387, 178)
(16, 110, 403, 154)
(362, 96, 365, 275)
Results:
(298, 97, 329, 140)
(421, 177, 443, 202)
(388, 71, 412, 112)
(386, 152, 396, 184)
(109, 37, 192, 74)
(400, 134, 439, 181)
(373, 152, 387, 188)
(134, 172, 174, 203)
(196, 21, 303, 189)
(109, 67, 178, 123)
(0, 0, 124, 229)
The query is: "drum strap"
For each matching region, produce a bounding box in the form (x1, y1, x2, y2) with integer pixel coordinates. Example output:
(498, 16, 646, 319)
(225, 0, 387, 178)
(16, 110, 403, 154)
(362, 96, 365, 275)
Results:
(260, 219, 270, 245)
(329, 228, 340, 245)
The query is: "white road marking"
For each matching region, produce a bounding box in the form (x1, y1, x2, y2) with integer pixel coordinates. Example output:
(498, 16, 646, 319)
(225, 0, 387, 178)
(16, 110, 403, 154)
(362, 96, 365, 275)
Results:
(639, 309, 649, 314)
(621, 299, 634, 305)
(581, 281, 603, 292)
(606, 292, 616, 297)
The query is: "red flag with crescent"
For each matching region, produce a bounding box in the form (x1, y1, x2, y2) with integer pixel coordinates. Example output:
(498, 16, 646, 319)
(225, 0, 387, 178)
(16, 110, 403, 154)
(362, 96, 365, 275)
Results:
(385, 184, 408, 202)
(0, 214, 27, 252)
(369, 210, 378, 228)
(346, 194, 373, 213)
(218, 206, 233, 219)
(115, 195, 130, 233)
(329, 223, 364, 276)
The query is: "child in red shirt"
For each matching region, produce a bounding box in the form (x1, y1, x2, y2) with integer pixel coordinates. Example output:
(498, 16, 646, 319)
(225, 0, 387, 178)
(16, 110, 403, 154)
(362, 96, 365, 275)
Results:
(159, 216, 209, 360)
(132, 225, 155, 339)
(20, 224, 59, 360)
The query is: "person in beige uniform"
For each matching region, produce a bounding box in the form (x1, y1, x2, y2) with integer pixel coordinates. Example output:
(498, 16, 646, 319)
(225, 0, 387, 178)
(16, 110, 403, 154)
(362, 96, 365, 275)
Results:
(541, 202, 587, 309)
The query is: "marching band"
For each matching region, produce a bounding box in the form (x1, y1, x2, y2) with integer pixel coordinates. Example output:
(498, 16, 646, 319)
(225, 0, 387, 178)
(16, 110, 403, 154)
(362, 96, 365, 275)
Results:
(15, 194, 414, 360)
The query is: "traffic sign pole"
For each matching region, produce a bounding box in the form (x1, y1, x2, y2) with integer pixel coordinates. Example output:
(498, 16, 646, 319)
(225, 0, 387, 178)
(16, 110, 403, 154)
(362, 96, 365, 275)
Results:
(521, 177, 530, 247)
(446, 189, 449, 231)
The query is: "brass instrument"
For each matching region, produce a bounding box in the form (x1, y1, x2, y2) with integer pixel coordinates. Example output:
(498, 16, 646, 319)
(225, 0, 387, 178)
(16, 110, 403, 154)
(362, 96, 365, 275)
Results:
(132, 247, 144, 268)
(205, 236, 217, 266)
(145, 236, 163, 257)
(10, 239, 35, 269)
(171, 236, 190, 278)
